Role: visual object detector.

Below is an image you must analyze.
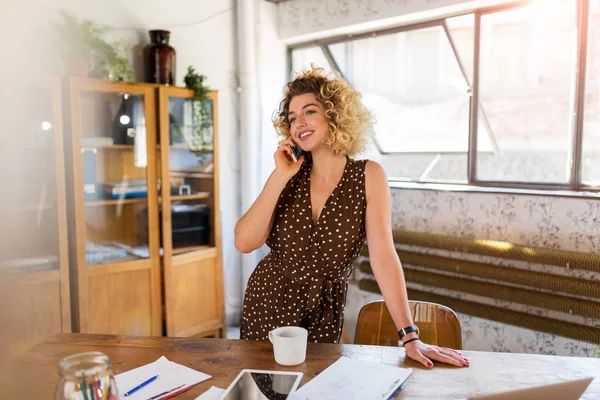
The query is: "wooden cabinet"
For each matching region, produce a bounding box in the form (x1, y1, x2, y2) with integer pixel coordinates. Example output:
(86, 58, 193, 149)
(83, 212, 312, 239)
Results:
(66, 79, 223, 337)
(66, 79, 162, 336)
(0, 77, 71, 356)
(158, 87, 224, 338)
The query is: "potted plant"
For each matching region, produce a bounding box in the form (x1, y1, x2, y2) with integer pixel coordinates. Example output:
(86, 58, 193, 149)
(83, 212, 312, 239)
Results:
(50, 10, 135, 82)
(182, 66, 213, 154)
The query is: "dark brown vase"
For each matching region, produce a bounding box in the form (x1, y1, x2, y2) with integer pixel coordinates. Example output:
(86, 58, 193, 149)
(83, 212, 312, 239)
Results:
(144, 30, 176, 85)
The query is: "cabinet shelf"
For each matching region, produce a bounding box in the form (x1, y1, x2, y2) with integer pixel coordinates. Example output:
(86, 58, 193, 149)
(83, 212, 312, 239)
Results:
(171, 245, 212, 255)
(169, 144, 214, 151)
(85, 198, 146, 207)
(170, 171, 214, 179)
(81, 144, 134, 150)
(170, 193, 211, 201)
(82, 144, 209, 151)
(84, 192, 210, 207)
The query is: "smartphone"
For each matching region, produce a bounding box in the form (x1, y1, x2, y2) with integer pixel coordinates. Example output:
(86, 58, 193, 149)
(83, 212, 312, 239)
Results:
(290, 144, 303, 163)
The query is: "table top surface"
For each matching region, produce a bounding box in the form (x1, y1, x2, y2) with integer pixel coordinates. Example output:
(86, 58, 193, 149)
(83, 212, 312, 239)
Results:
(1, 333, 599, 399)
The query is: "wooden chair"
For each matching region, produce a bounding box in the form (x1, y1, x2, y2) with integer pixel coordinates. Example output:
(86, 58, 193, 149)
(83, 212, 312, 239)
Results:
(354, 300, 462, 349)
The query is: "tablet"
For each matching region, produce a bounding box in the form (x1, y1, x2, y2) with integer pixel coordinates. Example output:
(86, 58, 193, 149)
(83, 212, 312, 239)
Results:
(221, 369, 304, 400)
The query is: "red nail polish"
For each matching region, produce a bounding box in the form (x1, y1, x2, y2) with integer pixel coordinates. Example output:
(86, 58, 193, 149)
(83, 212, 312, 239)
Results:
(427, 362, 433, 367)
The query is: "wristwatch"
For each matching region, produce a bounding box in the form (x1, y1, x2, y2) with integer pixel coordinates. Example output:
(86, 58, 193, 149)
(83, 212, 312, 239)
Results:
(397, 325, 419, 341)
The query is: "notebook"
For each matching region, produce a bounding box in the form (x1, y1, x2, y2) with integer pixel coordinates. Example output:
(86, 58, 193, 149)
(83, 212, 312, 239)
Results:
(194, 386, 225, 400)
(115, 356, 211, 400)
(290, 356, 412, 400)
(468, 377, 593, 400)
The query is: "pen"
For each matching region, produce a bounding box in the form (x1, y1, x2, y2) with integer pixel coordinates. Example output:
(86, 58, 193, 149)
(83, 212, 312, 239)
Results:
(123, 375, 159, 397)
(147, 384, 185, 400)
(161, 385, 193, 400)
(93, 381, 100, 400)
(80, 382, 90, 400)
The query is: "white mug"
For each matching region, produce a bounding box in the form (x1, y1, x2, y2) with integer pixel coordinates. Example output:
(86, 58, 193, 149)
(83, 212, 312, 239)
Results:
(268, 326, 308, 366)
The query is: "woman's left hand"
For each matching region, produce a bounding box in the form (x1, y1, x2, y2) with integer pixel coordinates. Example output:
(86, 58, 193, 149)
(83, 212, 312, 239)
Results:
(404, 340, 469, 368)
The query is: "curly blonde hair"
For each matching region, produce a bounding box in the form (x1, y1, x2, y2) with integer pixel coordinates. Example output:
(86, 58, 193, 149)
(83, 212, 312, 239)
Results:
(273, 65, 373, 157)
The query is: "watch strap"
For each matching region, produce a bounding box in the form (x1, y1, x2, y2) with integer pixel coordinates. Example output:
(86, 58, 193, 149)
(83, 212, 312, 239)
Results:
(397, 325, 419, 340)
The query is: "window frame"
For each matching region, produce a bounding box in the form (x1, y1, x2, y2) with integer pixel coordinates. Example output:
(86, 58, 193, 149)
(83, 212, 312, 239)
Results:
(287, 0, 599, 194)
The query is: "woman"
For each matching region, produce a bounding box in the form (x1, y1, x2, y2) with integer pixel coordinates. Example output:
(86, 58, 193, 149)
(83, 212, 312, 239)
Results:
(234, 66, 468, 368)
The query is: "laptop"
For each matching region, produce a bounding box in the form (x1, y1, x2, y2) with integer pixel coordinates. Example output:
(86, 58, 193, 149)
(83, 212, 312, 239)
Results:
(469, 377, 594, 400)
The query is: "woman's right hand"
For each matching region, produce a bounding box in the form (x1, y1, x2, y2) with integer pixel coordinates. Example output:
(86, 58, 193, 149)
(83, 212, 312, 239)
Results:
(235, 137, 303, 253)
(274, 136, 305, 179)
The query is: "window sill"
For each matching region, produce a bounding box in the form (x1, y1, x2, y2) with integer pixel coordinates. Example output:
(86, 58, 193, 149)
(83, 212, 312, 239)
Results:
(388, 181, 600, 199)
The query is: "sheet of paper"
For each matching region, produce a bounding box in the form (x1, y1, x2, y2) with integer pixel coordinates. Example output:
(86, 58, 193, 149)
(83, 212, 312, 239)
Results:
(194, 386, 225, 400)
(115, 356, 211, 400)
(290, 356, 412, 400)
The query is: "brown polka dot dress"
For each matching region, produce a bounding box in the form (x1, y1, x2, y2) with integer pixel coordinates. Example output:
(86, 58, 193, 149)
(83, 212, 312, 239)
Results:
(241, 156, 368, 344)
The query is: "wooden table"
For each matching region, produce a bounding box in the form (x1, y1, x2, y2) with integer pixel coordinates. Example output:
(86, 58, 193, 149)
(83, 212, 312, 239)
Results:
(1, 334, 599, 399)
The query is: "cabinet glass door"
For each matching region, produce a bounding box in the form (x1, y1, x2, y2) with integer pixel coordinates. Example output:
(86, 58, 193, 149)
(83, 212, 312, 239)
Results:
(159, 87, 222, 338)
(0, 82, 61, 273)
(77, 90, 153, 266)
(161, 95, 215, 255)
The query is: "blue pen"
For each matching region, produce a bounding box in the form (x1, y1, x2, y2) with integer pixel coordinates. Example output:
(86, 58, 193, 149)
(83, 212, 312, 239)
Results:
(123, 375, 159, 397)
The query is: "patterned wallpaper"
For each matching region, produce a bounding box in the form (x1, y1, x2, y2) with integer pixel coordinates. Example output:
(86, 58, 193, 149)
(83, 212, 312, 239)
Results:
(278, 0, 478, 38)
(390, 189, 600, 253)
(345, 188, 600, 357)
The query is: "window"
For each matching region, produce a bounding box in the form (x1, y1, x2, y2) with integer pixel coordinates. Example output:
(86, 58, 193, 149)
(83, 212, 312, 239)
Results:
(289, 0, 599, 192)
(290, 46, 333, 79)
(583, 0, 600, 185)
(476, 0, 577, 183)
(329, 16, 481, 182)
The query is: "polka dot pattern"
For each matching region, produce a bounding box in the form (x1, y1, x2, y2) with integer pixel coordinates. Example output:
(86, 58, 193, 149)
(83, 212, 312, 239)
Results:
(240, 157, 368, 344)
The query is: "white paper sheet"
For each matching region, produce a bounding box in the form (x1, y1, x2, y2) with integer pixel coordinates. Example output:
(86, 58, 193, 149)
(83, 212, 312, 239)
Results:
(194, 386, 225, 400)
(115, 356, 211, 400)
(290, 356, 412, 400)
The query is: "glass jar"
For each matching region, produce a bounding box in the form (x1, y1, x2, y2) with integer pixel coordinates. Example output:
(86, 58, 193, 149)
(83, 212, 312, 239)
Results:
(144, 30, 176, 85)
(55, 352, 119, 400)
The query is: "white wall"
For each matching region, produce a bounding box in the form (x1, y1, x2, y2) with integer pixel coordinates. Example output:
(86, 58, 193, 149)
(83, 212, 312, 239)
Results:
(33, 0, 243, 325)
(257, 1, 287, 186)
(250, 0, 289, 281)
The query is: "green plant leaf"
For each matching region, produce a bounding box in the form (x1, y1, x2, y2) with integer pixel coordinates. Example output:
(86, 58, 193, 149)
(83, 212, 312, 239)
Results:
(50, 9, 135, 82)
(183, 66, 213, 153)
